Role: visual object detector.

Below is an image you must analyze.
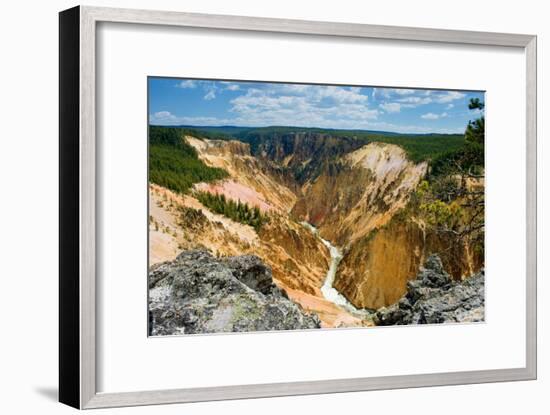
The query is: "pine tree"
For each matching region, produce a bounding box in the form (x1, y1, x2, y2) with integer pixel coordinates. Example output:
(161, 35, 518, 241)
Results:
(465, 98, 485, 145)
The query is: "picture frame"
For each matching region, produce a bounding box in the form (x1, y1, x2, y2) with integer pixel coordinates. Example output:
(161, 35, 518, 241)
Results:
(59, 5, 537, 409)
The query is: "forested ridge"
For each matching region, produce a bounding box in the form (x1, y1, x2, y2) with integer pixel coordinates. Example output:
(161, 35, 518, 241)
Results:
(149, 100, 483, 245)
(155, 124, 467, 163)
(149, 126, 228, 194)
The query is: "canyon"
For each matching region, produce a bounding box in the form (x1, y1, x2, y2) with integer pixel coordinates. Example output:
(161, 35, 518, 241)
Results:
(149, 129, 485, 332)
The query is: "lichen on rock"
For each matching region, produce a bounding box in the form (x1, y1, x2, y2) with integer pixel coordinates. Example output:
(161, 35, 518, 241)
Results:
(149, 250, 321, 335)
(374, 254, 484, 326)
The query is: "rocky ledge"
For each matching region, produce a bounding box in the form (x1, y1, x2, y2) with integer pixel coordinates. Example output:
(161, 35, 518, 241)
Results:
(149, 250, 321, 335)
(374, 254, 484, 325)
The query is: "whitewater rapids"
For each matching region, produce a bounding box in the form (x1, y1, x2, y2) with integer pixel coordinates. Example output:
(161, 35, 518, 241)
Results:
(301, 222, 372, 318)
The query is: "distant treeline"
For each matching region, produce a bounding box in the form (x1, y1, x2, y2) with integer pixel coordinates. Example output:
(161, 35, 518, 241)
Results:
(150, 119, 481, 191)
(368, 134, 466, 163)
(429, 141, 484, 178)
(429, 98, 485, 178)
(149, 126, 228, 194)
(158, 124, 467, 163)
(195, 191, 268, 231)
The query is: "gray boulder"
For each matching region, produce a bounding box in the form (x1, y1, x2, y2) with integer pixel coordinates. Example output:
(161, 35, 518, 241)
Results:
(224, 254, 275, 295)
(374, 254, 485, 326)
(149, 250, 320, 335)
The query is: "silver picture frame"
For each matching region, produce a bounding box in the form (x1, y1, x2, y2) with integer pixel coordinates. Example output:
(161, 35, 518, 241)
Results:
(59, 5, 537, 409)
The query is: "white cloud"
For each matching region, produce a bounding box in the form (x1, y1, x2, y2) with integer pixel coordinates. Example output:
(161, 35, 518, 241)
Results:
(175, 80, 223, 99)
(227, 85, 377, 128)
(149, 109, 462, 134)
(379, 102, 401, 113)
(373, 88, 466, 109)
(375, 88, 415, 99)
(421, 113, 439, 120)
(421, 112, 448, 120)
(175, 80, 196, 89)
(153, 83, 471, 134)
(175, 79, 245, 100)
(275, 84, 312, 94)
(393, 89, 416, 95)
(435, 91, 465, 103)
(265, 84, 368, 103)
(397, 96, 433, 106)
(204, 89, 216, 100)
(152, 111, 176, 121)
(446, 103, 455, 109)
(316, 86, 368, 103)
(150, 111, 234, 126)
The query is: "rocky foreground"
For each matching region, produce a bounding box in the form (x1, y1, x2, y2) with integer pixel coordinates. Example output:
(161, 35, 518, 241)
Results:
(374, 254, 485, 325)
(149, 250, 321, 335)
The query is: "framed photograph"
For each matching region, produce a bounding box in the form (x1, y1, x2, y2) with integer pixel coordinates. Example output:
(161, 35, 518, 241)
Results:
(59, 6, 537, 409)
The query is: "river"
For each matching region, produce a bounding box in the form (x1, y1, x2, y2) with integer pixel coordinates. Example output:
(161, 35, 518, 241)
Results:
(301, 222, 372, 318)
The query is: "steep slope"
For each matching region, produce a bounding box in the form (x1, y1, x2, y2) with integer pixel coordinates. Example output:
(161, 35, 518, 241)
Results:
(335, 214, 484, 310)
(150, 185, 327, 293)
(149, 129, 483, 326)
(290, 141, 482, 310)
(149, 184, 259, 264)
(293, 142, 428, 245)
(149, 136, 366, 328)
(237, 130, 367, 184)
(186, 136, 296, 213)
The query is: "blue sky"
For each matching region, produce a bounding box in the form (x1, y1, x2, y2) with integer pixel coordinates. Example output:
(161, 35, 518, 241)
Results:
(148, 78, 484, 134)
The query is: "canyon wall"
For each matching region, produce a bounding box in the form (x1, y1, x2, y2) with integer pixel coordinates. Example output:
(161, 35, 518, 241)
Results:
(291, 141, 482, 310)
(293, 142, 427, 245)
(150, 131, 484, 324)
(150, 136, 366, 327)
(334, 216, 484, 310)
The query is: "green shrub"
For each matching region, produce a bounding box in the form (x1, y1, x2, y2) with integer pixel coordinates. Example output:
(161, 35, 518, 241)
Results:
(195, 191, 268, 231)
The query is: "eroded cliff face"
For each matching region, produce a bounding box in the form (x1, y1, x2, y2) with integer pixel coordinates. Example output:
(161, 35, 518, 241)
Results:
(149, 136, 365, 328)
(150, 132, 483, 325)
(293, 142, 428, 245)
(241, 131, 366, 184)
(186, 136, 297, 213)
(292, 141, 483, 310)
(334, 214, 484, 310)
(334, 219, 426, 310)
